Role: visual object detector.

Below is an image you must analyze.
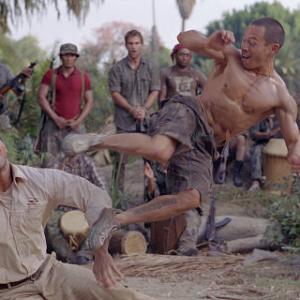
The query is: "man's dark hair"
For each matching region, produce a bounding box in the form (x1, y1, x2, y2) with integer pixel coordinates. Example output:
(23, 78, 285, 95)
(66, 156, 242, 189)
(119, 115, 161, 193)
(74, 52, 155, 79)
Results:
(124, 30, 144, 45)
(251, 17, 285, 48)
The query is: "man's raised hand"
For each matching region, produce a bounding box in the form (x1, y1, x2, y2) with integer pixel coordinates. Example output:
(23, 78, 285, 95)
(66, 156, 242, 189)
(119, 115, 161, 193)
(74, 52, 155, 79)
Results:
(93, 240, 123, 288)
(207, 30, 235, 51)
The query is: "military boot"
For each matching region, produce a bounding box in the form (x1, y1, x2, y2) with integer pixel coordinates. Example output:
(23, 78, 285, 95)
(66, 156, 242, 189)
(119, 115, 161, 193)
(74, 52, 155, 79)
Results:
(177, 210, 201, 256)
(233, 160, 244, 187)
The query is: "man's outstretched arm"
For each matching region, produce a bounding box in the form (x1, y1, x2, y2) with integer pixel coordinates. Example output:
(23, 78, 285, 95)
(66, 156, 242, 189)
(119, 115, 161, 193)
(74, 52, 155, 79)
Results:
(177, 30, 239, 62)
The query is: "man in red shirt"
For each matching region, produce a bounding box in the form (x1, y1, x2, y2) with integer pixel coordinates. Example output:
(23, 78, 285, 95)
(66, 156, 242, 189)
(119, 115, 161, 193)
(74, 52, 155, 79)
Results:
(38, 43, 93, 165)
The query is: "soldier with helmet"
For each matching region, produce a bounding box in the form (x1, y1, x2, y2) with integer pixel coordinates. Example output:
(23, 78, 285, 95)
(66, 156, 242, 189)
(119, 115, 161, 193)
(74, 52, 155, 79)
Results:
(38, 43, 93, 165)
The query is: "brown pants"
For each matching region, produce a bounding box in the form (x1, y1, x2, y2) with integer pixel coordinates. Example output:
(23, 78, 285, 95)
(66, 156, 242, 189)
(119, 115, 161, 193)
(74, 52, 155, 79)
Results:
(0, 254, 156, 300)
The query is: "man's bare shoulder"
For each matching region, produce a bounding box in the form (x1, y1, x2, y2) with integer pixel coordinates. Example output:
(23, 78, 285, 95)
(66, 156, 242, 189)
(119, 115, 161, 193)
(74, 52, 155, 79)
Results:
(272, 71, 286, 86)
(272, 73, 297, 113)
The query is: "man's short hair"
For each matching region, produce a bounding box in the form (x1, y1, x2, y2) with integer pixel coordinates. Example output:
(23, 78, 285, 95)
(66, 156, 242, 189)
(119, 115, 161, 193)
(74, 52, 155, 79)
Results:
(124, 30, 144, 45)
(251, 17, 285, 48)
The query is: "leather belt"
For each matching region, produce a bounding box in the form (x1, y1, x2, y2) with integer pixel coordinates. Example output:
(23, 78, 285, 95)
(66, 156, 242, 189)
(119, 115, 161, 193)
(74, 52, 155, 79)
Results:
(0, 259, 48, 290)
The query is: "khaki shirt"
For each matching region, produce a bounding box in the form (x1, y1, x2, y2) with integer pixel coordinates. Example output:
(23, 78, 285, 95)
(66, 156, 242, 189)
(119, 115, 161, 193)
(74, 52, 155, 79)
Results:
(108, 56, 160, 132)
(0, 164, 111, 283)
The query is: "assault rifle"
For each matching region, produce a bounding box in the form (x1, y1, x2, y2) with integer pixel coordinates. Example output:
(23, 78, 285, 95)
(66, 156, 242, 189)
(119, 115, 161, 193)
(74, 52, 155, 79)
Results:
(204, 192, 231, 251)
(214, 142, 229, 184)
(0, 61, 37, 97)
(205, 192, 217, 242)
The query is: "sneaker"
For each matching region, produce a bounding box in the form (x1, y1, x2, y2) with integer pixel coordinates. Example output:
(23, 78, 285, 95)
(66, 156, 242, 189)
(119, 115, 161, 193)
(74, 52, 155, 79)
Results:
(87, 208, 120, 251)
(247, 180, 260, 192)
(62, 133, 105, 155)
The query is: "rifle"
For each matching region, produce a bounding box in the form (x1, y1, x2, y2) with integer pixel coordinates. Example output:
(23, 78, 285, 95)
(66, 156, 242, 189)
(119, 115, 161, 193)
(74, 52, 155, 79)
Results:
(34, 57, 55, 153)
(0, 61, 38, 97)
(204, 192, 232, 252)
(214, 142, 229, 184)
(204, 192, 217, 242)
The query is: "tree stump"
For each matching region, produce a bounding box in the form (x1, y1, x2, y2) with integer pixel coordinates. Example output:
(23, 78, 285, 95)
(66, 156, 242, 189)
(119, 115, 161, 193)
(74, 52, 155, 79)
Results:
(109, 230, 147, 255)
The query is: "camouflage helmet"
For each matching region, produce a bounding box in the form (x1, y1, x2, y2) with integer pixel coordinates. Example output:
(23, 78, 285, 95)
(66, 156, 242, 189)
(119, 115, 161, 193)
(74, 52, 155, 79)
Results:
(59, 43, 80, 57)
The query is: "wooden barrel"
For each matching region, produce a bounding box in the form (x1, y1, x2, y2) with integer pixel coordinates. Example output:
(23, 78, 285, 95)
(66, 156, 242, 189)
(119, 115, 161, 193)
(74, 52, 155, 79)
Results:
(60, 210, 90, 251)
(263, 138, 292, 195)
(109, 230, 147, 255)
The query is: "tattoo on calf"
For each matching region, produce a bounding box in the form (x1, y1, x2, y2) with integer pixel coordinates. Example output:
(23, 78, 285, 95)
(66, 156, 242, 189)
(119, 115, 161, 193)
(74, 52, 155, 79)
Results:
(133, 197, 178, 214)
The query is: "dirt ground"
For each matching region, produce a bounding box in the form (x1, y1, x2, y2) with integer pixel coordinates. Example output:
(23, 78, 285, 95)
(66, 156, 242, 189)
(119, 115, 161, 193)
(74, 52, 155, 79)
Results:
(101, 158, 300, 300)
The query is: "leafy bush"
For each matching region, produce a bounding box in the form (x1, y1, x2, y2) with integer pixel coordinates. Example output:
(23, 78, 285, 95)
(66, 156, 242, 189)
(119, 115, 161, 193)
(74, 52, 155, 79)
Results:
(269, 178, 300, 248)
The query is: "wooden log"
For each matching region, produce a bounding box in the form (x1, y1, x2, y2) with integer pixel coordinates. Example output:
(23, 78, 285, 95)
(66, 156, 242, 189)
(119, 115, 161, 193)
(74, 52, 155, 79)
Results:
(109, 230, 147, 255)
(197, 216, 280, 253)
(45, 210, 77, 262)
(221, 235, 270, 253)
(198, 216, 271, 242)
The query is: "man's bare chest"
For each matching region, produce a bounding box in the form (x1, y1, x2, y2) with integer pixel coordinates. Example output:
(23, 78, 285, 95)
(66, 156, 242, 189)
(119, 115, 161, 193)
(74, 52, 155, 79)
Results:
(219, 68, 277, 114)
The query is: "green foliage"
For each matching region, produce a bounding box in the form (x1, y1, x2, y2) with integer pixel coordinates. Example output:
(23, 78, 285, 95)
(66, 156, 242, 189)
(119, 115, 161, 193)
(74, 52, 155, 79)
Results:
(0, 33, 50, 166)
(216, 181, 300, 249)
(268, 178, 300, 248)
(0, 128, 19, 162)
(0, 0, 103, 33)
(145, 45, 172, 70)
(85, 67, 113, 131)
(0, 127, 42, 166)
(0, 34, 46, 73)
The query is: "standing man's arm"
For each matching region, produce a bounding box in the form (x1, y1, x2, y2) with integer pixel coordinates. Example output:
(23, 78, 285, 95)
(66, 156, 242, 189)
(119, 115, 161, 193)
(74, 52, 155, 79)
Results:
(143, 90, 159, 112)
(197, 70, 207, 88)
(137, 64, 160, 120)
(68, 73, 93, 130)
(111, 91, 136, 115)
(38, 81, 68, 129)
(133, 89, 159, 122)
(195, 69, 207, 95)
(276, 85, 300, 172)
(75, 89, 93, 123)
(159, 68, 168, 102)
(109, 65, 138, 118)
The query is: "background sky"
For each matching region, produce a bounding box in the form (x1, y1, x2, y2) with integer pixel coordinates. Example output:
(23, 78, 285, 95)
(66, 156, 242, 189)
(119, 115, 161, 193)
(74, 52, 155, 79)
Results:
(10, 0, 300, 51)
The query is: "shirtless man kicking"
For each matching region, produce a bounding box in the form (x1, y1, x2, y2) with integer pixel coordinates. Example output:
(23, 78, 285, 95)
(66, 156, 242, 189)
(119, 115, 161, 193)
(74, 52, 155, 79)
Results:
(67, 17, 300, 256)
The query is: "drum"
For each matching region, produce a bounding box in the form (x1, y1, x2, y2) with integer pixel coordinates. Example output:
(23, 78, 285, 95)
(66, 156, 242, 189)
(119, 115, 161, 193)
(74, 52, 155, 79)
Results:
(150, 214, 186, 254)
(60, 210, 90, 251)
(263, 138, 292, 195)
